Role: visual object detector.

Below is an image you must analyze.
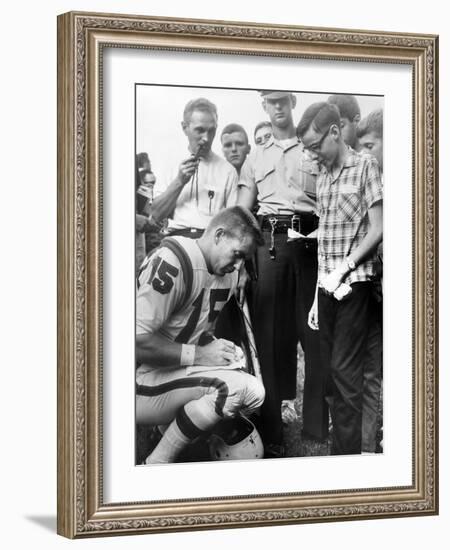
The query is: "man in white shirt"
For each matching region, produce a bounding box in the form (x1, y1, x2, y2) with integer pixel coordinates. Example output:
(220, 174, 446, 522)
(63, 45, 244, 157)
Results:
(151, 97, 238, 238)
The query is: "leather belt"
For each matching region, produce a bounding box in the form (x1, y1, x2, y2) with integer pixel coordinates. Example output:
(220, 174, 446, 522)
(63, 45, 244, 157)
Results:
(260, 213, 318, 234)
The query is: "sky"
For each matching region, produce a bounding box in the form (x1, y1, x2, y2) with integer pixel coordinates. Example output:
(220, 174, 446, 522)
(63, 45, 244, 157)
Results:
(136, 84, 383, 185)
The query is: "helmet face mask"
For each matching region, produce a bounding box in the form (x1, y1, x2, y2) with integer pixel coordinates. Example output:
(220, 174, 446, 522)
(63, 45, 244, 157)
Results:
(208, 415, 264, 461)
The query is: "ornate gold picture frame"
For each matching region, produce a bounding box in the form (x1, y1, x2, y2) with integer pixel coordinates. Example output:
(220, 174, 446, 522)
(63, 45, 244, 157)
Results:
(57, 11, 438, 538)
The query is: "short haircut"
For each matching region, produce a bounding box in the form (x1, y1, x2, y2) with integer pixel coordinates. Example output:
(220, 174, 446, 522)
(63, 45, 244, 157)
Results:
(183, 98, 218, 124)
(220, 123, 249, 141)
(136, 152, 150, 169)
(296, 102, 341, 139)
(254, 120, 272, 137)
(328, 94, 361, 121)
(207, 206, 264, 247)
(357, 108, 383, 139)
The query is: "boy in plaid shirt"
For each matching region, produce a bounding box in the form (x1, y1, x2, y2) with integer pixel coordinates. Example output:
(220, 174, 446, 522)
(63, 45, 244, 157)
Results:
(297, 102, 383, 455)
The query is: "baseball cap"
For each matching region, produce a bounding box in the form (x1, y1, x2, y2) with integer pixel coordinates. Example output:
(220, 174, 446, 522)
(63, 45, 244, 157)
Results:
(259, 90, 292, 99)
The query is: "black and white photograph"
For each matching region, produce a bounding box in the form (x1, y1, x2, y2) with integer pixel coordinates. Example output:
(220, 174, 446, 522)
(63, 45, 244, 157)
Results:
(134, 84, 384, 465)
(54, 8, 438, 539)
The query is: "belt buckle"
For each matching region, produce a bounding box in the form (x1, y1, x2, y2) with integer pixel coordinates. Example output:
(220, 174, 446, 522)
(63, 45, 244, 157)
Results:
(291, 215, 301, 234)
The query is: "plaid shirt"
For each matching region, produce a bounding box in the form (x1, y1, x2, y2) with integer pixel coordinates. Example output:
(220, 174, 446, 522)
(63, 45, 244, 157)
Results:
(316, 148, 383, 286)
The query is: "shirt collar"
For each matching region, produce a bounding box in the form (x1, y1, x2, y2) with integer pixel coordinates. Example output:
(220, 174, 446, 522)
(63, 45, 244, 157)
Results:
(320, 146, 359, 182)
(267, 135, 300, 152)
(342, 147, 359, 168)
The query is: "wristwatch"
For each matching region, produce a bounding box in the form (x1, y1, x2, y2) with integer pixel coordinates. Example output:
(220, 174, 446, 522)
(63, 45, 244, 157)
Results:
(346, 257, 356, 271)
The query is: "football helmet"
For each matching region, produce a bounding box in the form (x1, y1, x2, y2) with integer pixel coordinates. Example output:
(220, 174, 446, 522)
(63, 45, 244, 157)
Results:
(208, 415, 264, 460)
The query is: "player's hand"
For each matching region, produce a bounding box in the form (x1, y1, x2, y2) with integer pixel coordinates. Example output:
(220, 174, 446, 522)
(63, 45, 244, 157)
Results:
(194, 338, 236, 366)
(177, 156, 200, 185)
(308, 298, 319, 331)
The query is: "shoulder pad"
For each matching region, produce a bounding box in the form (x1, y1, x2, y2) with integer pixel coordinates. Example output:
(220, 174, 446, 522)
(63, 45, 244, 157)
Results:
(160, 238, 193, 313)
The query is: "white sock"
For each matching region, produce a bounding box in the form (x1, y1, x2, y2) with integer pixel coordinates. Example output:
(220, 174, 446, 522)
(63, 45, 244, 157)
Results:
(146, 397, 221, 464)
(146, 420, 190, 464)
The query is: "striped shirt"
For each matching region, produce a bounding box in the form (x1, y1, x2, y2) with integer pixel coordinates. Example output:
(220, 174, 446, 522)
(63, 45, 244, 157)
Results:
(316, 148, 383, 286)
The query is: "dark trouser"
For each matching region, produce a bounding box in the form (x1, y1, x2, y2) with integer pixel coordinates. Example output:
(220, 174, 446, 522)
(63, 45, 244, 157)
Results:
(362, 289, 383, 452)
(251, 233, 327, 446)
(318, 282, 372, 455)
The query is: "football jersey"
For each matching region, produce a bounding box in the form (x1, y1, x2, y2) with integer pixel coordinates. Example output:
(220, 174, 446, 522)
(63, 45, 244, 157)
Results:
(136, 236, 238, 345)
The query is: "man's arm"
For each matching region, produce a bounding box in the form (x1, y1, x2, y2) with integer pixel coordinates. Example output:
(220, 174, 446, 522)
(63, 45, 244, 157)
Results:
(321, 201, 383, 293)
(237, 184, 257, 210)
(136, 213, 163, 234)
(136, 332, 237, 367)
(346, 201, 383, 266)
(151, 156, 199, 223)
(236, 156, 257, 210)
(223, 167, 239, 207)
(136, 332, 183, 366)
(308, 279, 320, 330)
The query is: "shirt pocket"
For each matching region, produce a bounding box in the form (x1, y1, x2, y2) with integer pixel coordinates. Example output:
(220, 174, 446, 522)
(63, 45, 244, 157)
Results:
(338, 190, 361, 222)
(255, 163, 276, 201)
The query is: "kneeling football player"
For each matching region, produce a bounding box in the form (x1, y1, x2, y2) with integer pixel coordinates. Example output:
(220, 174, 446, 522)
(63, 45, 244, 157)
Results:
(136, 206, 266, 464)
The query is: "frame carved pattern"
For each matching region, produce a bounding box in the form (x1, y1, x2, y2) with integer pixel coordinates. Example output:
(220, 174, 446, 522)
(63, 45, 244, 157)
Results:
(57, 11, 438, 538)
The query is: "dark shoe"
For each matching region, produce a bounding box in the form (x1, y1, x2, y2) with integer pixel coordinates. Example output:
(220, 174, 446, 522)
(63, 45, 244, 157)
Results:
(139, 425, 163, 465)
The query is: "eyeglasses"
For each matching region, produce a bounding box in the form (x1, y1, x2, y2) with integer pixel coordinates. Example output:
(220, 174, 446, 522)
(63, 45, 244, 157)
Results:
(302, 127, 331, 153)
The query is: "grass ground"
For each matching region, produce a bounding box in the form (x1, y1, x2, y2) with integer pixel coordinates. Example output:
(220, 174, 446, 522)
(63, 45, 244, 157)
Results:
(283, 350, 331, 458)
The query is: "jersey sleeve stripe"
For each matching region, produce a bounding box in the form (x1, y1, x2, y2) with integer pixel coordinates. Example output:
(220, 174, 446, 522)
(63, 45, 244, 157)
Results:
(161, 237, 194, 313)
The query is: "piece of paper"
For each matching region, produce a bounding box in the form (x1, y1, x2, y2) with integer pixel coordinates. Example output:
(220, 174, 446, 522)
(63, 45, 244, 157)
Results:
(287, 228, 305, 240)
